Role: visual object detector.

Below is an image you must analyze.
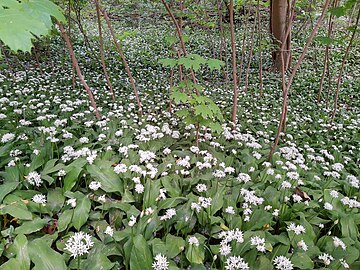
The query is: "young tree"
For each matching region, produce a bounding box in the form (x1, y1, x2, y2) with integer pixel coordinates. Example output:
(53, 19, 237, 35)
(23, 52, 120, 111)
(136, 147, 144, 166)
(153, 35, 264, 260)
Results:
(270, 0, 292, 71)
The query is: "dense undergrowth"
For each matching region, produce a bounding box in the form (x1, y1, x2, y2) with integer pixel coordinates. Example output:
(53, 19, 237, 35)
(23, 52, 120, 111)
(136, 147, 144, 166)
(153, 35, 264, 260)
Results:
(0, 6, 359, 270)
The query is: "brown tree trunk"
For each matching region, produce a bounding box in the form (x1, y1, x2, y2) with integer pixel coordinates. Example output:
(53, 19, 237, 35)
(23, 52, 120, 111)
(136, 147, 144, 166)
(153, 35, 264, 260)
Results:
(270, 0, 292, 71)
(230, 0, 238, 128)
(94, 0, 115, 101)
(57, 22, 101, 120)
(101, 8, 143, 116)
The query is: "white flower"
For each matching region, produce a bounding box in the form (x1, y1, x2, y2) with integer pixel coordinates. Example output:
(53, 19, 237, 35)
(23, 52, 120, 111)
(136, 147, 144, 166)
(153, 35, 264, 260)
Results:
(225, 256, 249, 270)
(128, 215, 137, 227)
(287, 223, 306, 235)
(330, 190, 339, 198)
(66, 198, 77, 208)
(64, 232, 94, 258)
(160, 208, 176, 221)
(324, 202, 333, 210)
(297, 240, 308, 251)
(152, 254, 169, 270)
(89, 181, 101, 191)
(272, 209, 280, 216)
(114, 163, 127, 174)
(333, 236, 346, 250)
(27, 171, 43, 186)
(98, 195, 106, 203)
(135, 183, 144, 194)
(79, 137, 89, 143)
(237, 173, 251, 183)
(280, 181, 292, 189)
(188, 236, 199, 247)
(220, 243, 232, 256)
(1, 133, 15, 143)
(292, 194, 302, 203)
(225, 206, 235, 215)
(273, 256, 293, 270)
(58, 169, 66, 177)
(104, 226, 114, 237)
(318, 253, 334, 266)
(198, 196, 212, 208)
(339, 258, 349, 269)
(32, 194, 46, 205)
(250, 236, 266, 252)
(196, 183, 207, 193)
(347, 175, 359, 188)
(331, 163, 344, 172)
(163, 148, 171, 155)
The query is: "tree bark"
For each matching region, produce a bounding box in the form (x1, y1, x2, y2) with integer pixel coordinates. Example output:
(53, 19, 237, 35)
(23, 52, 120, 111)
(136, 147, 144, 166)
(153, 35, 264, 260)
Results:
(270, 0, 292, 71)
(57, 22, 101, 120)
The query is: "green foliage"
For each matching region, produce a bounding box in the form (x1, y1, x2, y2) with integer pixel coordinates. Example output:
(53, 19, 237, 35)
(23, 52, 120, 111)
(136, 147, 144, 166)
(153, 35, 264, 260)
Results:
(0, 0, 65, 52)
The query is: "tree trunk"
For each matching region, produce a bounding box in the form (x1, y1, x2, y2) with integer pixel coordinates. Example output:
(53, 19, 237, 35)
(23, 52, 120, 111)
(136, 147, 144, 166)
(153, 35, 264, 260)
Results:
(270, 0, 292, 71)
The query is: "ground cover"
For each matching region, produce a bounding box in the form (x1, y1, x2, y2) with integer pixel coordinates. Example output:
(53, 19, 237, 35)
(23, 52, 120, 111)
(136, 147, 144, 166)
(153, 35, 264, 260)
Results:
(0, 15, 359, 270)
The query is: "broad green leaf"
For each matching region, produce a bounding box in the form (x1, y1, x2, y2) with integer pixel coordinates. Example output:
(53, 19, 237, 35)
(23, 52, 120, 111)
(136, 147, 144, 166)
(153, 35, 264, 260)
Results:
(87, 164, 123, 193)
(159, 58, 177, 68)
(165, 234, 185, 258)
(4, 234, 30, 270)
(73, 194, 91, 231)
(63, 166, 82, 192)
(130, 235, 153, 270)
(158, 197, 187, 210)
(47, 188, 65, 213)
(194, 104, 213, 119)
(0, 0, 65, 52)
(57, 209, 73, 232)
(1, 200, 33, 220)
(172, 91, 188, 103)
(329, 6, 346, 17)
(14, 218, 48, 235)
(291, 253, 314, 269)
(42, 159, 64, 175)
(0, 258, 22, 270)
(28, 238, 66, 270)
(185, 243, 204, 264)
(0, 181, 18, 203)
(82, 244, 115, 270)
(340, 215, 358, 240)
(207, 58, 224, 71)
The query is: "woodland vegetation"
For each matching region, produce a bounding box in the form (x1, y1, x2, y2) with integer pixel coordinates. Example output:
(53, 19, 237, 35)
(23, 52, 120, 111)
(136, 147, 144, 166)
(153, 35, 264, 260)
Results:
(0, 0, 359, 269)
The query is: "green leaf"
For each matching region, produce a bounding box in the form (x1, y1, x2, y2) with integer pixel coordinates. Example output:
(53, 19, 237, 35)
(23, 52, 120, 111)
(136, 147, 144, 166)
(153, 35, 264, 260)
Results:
(185, 243, 204, 264)
(206, 58, 224, 71)
(329, 6, 346, 17)
(87, 164, 123, 193)
(1, 200, 33, 220)
(63, 166, 82, 192)
(47, 188, 65, 213)
(14, 218, 48, 235)
(0, 0, 65, 52)
(166, 234, 185, 258)
(291, 253, 314, 269)
(0, 181, 18, 203)
(130, 235, 153, 270)
(340, 215, 358, 240)
(57, 209, 73, 232)
(3, 234, 30, 270)
(159, 58, 177, 68)
(194, 104, 213, 119)
(82, 243, 116, 270)
(73, 194, 91, 231)
(28, 238, 66, 270)
(158, 197, 187, 210)
(42, 159, 64, 175)
(172, 91, 188, 103)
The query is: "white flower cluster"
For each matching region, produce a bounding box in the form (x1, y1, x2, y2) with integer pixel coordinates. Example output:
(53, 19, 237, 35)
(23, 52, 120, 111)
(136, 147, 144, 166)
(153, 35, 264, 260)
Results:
(27, 171, 43, 186)
(64, 232, 94, 258)
(219, 229, 244, 256)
